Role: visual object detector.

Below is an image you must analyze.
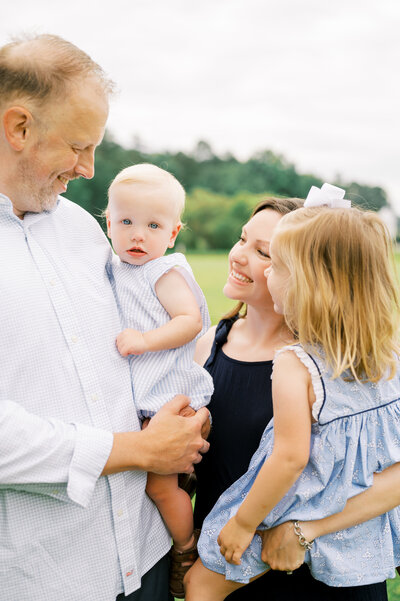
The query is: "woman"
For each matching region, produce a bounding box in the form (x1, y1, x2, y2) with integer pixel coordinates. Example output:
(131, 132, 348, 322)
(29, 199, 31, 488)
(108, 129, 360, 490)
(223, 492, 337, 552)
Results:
(193, 197, 398, 600)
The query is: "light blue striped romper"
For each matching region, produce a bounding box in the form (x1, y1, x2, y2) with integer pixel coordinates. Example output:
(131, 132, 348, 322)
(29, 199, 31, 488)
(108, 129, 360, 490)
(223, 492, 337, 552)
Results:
(110, 253, 214, 418)
(198, 344, 400, 587)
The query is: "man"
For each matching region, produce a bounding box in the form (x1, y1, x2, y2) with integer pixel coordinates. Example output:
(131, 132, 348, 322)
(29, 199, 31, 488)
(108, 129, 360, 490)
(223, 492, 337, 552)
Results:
(0, 33, 209, 601)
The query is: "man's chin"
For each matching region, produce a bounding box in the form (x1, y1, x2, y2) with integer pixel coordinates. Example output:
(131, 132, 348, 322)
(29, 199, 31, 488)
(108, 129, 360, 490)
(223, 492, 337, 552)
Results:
(40, 195, 60, 213)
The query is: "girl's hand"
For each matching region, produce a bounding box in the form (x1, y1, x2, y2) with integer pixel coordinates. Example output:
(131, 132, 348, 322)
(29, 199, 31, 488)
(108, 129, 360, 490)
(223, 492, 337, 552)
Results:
(217, 516, 255, 565)
(116, 328, 148, 356)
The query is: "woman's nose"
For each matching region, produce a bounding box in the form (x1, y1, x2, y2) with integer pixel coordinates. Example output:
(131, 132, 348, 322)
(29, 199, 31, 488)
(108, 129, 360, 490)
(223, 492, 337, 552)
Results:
(230, 246, 247, 265)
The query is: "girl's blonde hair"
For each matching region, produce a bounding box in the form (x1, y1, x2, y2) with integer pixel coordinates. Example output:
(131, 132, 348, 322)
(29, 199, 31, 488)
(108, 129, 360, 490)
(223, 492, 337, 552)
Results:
(273, 206, 400, 382)
(224, 196, 304, 320)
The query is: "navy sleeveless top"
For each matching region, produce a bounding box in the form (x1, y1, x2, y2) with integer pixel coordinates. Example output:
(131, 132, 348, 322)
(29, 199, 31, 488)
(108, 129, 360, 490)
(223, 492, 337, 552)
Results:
(194, 316, 273, 527)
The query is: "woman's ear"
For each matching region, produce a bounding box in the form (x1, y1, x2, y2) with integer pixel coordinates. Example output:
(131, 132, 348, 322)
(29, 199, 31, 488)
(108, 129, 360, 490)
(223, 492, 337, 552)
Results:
(3, 106, 33, 151)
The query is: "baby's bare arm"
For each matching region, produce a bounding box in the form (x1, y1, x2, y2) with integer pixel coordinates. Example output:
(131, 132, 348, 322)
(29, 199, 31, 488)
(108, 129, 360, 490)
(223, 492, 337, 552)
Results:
(116, 269, 202, 356)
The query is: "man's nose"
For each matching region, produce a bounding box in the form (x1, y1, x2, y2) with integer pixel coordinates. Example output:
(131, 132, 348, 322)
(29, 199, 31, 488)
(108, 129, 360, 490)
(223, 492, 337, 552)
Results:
(75, 148, 95, 180)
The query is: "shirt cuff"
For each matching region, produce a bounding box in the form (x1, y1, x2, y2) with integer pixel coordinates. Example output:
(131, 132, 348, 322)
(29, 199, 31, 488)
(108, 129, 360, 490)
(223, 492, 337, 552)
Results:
(67, 423, 114, 507)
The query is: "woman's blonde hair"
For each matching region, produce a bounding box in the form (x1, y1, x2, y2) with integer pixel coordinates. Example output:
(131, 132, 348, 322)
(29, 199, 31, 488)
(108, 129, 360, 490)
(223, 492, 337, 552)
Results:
(273, 206, 400, 381)
(224, 196, 303, 320)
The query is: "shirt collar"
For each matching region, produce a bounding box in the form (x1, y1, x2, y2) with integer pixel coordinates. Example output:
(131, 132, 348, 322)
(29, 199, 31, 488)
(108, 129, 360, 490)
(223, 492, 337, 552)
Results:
(0, 192, 61, 226)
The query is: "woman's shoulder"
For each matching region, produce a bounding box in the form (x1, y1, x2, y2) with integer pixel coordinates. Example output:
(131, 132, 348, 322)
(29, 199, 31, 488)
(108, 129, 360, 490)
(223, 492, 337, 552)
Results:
(194, 325, 217, 366)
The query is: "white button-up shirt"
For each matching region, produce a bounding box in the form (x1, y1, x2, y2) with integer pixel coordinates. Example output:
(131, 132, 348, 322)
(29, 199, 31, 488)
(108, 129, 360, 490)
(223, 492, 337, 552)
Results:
(0, 194, 170, 601)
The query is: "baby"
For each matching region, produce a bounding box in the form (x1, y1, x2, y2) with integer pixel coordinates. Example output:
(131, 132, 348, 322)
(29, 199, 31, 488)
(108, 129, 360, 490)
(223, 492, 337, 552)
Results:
(106, 163, 213, 596)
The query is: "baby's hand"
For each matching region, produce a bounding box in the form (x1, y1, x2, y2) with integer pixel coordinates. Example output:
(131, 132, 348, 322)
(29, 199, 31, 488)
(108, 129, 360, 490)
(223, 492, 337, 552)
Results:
(217, 515, 254, 565)
(116, 329, 148, 356)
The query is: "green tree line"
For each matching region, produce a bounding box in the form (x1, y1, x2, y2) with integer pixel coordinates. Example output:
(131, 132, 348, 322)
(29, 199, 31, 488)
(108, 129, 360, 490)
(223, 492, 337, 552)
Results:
(66, 135, 389, 251)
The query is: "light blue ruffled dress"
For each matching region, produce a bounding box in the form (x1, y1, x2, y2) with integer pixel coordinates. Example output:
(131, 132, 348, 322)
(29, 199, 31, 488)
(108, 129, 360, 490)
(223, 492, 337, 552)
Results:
(198, 344, 400, 587)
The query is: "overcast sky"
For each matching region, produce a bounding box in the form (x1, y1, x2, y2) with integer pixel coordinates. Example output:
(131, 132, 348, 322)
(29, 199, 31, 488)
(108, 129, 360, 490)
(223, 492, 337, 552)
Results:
(2, 0, 399, 211)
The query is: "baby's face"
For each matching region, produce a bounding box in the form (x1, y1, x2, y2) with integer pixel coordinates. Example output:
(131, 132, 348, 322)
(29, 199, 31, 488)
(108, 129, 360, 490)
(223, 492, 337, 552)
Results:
(107, 182, 181, 265)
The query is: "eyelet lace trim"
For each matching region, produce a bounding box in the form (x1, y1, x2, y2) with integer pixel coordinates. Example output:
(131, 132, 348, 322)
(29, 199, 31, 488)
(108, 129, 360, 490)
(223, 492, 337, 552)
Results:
(273, 345, 325, 422)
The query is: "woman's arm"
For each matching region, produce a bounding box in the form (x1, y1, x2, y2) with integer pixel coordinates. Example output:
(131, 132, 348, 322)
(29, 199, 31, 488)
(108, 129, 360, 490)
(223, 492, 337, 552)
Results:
(218, 351, 312, 565)
(260, 462, 400, 571)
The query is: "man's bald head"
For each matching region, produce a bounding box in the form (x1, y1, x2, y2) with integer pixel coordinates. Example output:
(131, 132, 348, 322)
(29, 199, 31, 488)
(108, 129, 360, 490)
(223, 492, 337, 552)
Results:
(0, 33, 115, 109)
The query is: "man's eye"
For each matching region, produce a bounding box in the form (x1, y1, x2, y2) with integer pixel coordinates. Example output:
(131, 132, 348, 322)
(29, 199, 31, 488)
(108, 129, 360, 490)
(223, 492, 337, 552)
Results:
(149, 223, 159, 229)
(122, 219, 132, 225)
(239, 236, 245, 243)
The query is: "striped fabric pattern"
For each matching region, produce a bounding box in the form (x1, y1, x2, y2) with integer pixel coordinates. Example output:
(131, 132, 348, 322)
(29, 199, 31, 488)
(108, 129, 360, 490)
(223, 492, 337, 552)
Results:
(110, 254, 214, 418)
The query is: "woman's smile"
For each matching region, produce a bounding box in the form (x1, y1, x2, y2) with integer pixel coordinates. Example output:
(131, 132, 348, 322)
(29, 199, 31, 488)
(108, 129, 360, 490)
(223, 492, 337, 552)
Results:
(229, 269, 253, 284)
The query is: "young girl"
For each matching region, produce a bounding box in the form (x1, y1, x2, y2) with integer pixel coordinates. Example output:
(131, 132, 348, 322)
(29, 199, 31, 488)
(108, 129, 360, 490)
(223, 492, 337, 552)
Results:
(106, 163, 213, 597)
(185, 184, 400, 600)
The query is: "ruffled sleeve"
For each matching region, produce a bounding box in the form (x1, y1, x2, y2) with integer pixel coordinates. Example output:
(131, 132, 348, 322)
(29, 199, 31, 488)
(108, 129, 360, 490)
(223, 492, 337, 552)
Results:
(273, 344, 325, 421)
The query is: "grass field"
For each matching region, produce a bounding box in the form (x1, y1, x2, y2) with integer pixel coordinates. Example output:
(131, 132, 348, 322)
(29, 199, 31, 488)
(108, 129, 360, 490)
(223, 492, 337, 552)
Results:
(186, 252, 400, 600)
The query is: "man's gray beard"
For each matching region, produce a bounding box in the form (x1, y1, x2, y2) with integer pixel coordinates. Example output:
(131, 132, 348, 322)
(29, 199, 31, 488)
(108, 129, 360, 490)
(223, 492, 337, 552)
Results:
(17, 157, 59, 214)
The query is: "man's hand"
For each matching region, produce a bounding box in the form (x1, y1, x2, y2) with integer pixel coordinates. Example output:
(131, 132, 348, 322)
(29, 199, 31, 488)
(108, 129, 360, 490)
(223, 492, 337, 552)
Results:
(257, 522, 305, 571)
(179, 405, 211, 440)
(144, 395, 210, 473)
(102, 395, 210, 476)
(116, 328, 148, 356)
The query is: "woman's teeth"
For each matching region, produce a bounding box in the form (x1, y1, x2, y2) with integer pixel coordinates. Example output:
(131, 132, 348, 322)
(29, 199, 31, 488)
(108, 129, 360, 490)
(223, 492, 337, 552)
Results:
(231, 270, 252, 283)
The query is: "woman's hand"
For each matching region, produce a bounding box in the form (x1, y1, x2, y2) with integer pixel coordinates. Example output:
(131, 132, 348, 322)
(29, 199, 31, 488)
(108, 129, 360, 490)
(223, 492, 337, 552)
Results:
(217, 516, 255, 565)
(257, 522, 306, 571)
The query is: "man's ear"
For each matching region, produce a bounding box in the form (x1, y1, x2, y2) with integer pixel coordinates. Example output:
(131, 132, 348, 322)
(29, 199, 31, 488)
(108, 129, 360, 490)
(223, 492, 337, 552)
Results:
(168, 222, 182, 248)
(3, 106, 34, 151)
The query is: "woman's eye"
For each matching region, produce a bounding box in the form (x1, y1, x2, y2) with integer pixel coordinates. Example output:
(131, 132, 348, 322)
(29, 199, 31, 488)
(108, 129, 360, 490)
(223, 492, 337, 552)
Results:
(258, 250, 271, 259)
(149, 223, 159, 229)
(122, 219, 132, 225)
(239, 236, 245, 243)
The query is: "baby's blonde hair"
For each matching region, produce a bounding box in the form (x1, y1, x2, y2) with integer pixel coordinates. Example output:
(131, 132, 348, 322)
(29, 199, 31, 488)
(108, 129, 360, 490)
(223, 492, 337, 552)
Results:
(273, 206, 400, 382)
(108, 163, 185, 221)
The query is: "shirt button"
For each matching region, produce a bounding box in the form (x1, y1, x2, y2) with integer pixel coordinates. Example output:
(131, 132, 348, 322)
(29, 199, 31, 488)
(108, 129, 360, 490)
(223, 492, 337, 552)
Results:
(49, 279, 56, 286)
(117, 509, 123, 517)
(71, 335, 78, 343)
(90, 393, 98, 402)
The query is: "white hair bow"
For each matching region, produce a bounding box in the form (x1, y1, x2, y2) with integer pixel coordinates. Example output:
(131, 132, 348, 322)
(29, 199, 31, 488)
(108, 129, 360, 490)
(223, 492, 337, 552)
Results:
(304, 183, 351, 209)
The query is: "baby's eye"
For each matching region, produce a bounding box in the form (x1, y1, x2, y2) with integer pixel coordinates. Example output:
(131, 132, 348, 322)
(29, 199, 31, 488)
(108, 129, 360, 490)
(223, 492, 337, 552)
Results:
(149, 223, 159, 229)
(122, 219, 132, 225)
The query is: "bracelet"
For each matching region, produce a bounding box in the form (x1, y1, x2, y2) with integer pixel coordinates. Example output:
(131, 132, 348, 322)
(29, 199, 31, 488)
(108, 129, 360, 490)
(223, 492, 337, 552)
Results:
(293, 521, 314, 551)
